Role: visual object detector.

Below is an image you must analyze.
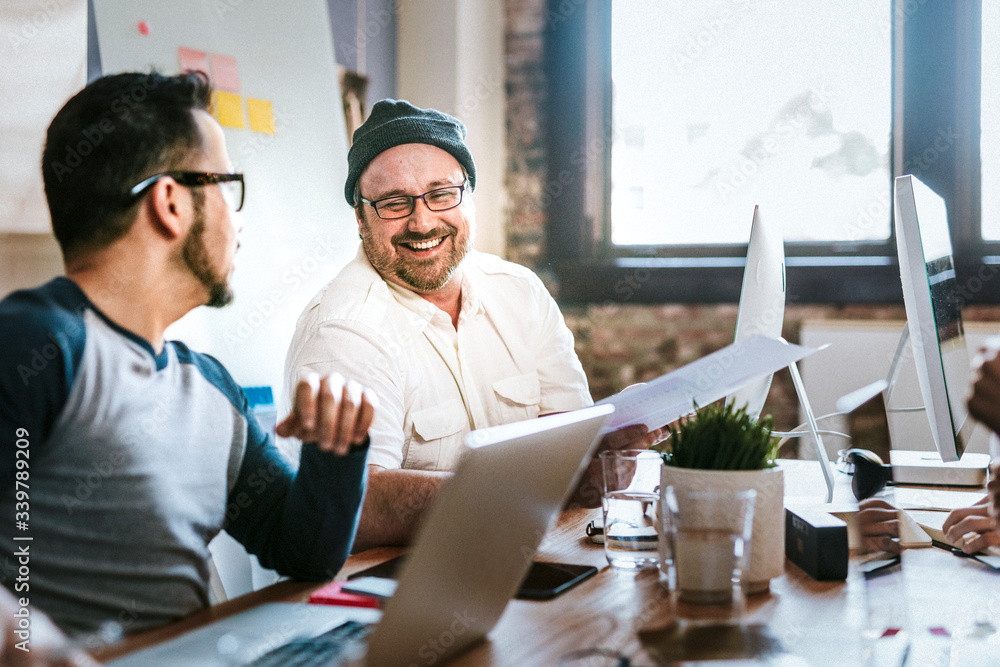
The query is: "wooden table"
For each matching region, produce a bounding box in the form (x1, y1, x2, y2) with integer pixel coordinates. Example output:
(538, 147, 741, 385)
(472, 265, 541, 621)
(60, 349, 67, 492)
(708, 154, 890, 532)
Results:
(96, 462, 1000, 665)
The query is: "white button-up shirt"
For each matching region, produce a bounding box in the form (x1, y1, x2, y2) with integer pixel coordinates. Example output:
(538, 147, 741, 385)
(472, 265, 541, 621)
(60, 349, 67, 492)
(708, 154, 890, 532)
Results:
(285, 247, 593, 471)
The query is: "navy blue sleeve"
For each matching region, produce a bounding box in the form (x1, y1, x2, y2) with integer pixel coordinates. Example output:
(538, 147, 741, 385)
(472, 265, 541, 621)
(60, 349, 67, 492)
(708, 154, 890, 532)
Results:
(223, 402, 369, 580)
(0, 282, 86, 498)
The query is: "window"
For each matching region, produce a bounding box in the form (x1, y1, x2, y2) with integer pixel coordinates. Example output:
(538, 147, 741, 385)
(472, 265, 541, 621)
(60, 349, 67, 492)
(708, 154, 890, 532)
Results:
(544, 0, 996, 305)
(611, 1, 892, 247)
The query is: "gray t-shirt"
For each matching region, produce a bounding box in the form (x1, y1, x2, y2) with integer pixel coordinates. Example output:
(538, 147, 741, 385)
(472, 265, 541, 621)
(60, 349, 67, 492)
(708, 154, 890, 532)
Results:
(0, 278, 368, 636)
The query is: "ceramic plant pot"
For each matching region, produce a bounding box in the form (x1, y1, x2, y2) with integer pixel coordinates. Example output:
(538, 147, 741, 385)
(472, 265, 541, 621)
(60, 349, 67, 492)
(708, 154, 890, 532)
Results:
(660, 465, 784, 594)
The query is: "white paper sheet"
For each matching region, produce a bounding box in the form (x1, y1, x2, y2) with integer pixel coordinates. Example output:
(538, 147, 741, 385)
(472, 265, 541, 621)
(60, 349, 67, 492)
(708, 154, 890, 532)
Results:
(596, 335, 821, 432)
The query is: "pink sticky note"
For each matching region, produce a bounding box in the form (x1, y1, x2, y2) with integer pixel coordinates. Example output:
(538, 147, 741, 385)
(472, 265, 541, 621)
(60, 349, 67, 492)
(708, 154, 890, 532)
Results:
(210, 54, 241, 93)
(308, 581, 379, 609)
(178, 47, 208, 76)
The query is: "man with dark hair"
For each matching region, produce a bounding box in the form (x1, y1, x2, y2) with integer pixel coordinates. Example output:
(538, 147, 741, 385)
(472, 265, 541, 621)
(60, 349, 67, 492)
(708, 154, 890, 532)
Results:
(285, 100, 654, 550)
(0, 71, 377, 645)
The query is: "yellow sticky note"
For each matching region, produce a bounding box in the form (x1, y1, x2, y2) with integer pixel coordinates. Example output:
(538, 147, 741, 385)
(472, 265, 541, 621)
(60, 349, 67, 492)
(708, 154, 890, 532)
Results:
(246, 98, 275, 135)
(212, 91, 245, 129)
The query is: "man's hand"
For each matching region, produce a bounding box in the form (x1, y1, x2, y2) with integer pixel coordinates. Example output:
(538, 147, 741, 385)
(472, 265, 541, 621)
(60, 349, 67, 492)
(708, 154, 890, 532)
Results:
(276, 372, 378, 455)
(857, 498, 901, 555)
(599, 423, 665, 454)
(942, 496, 1000, 554)
(569, 423, 665, 509)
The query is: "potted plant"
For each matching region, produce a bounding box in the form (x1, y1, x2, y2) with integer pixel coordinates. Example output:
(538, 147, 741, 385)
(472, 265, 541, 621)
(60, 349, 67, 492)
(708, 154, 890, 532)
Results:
(657, 401, 784, 594)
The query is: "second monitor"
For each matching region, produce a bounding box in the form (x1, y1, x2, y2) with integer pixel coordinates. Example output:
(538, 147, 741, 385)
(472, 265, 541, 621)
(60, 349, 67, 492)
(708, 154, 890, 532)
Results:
(889, 174, 987, 484)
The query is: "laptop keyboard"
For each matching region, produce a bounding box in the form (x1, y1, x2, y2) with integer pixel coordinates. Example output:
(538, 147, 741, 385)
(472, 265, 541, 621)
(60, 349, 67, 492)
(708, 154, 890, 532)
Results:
(245, 620, 372, 666)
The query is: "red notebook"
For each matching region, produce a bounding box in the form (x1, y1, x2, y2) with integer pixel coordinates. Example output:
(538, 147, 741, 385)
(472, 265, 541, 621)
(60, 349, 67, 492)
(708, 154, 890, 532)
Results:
(307, 581, 379, 609)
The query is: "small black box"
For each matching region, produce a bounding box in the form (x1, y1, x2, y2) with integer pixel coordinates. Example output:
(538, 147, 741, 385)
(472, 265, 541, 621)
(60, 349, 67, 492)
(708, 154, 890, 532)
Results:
(785, 507, 848, 581)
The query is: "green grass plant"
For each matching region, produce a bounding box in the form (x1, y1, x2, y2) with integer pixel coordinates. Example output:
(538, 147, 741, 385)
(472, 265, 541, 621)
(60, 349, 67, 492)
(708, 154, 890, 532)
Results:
(660, 401, 779, 471)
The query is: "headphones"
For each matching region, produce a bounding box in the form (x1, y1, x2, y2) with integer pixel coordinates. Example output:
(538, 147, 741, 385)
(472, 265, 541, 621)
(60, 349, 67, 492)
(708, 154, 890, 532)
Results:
(843, 448, 894, 500)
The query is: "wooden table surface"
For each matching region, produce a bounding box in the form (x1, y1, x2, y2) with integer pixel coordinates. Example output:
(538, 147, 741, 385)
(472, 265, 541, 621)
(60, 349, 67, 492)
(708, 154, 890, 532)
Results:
(95, 462, 1000, 665)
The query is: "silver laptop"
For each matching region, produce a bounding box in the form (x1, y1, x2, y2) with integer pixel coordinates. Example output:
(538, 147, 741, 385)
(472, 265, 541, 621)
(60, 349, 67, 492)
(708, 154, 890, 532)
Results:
(108, 404, 613, 666)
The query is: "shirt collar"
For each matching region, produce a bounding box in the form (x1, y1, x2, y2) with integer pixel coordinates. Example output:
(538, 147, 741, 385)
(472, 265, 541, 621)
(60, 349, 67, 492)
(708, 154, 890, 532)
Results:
(376, 256, 484, 326)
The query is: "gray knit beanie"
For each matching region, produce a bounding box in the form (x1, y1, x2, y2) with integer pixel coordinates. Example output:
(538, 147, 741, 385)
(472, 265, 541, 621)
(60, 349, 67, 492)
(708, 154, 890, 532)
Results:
(344, 99, 477, 206)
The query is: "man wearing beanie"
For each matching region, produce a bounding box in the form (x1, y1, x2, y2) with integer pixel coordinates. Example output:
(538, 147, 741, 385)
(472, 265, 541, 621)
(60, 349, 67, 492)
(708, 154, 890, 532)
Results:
(285, 100, 654, 548)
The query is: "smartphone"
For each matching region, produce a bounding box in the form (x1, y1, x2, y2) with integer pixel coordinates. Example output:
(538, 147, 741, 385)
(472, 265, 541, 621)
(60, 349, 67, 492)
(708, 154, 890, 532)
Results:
(859, 553, 901, 579)
(515, 561, 598, 600)
(349, 556, 596, 600)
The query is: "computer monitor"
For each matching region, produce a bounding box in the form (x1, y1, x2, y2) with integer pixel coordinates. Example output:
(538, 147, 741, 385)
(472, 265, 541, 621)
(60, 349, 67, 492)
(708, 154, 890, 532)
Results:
(727, 205, 786, 420)
(893, 174, 975, 462)
(726, 206, 836, 501)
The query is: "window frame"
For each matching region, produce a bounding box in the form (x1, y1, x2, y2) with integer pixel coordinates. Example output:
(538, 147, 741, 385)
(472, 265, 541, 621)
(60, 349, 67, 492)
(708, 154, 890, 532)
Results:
(543, 0, 996, 305)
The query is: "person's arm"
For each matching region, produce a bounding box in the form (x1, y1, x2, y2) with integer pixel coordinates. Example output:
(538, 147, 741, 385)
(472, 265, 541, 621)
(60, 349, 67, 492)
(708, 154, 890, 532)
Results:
(287, 318, 426, 547)
(351, 465, 451, 551)
(0, 290, 83, 500)
(224, 373, 376, 579)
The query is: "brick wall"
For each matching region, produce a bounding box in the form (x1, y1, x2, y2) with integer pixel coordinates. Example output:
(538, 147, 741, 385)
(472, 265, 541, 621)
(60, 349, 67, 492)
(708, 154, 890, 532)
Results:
(502, 0, 1000, 432)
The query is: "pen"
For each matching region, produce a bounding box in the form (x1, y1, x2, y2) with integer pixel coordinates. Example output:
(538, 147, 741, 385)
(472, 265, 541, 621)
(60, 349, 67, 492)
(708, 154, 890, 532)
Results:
(931, 539, 1000, 570)
(930, 538, 967, 556)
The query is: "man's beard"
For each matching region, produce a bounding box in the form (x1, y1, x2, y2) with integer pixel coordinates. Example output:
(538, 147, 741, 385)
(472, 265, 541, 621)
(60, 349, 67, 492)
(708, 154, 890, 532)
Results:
(182, 193, 233, 308)
(361, 220, 473, 292)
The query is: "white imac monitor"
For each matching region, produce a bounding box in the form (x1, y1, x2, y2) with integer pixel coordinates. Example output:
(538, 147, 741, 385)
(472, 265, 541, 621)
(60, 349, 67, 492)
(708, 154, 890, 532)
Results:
(726, 206, 835, 500)
(726, 205, 786, 420)
(893, 174, 975, 462)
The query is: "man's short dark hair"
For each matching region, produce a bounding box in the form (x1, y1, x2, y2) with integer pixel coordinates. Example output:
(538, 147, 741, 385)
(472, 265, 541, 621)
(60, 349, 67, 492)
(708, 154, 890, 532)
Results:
(42, 71, 213, 259)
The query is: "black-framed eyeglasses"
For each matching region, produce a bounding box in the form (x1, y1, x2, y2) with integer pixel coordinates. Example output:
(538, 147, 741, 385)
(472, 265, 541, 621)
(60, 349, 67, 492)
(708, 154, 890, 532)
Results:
(360, 182, 467, 220)
(129, 171, 245, 212)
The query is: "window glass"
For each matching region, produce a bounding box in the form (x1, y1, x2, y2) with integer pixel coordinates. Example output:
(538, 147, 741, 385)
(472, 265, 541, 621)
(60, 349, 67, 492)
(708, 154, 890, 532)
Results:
(610, 1, 893, 246)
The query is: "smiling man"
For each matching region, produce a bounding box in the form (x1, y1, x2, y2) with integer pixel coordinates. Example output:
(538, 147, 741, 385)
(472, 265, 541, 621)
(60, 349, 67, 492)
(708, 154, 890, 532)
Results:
(286, 100, 652, 549)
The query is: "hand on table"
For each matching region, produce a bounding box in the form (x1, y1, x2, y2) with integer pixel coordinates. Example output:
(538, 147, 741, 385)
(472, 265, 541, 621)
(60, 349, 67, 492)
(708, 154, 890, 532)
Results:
(857, 498, 902, 554)
(942, 496, 1000, 554)
(276, 372, 378, 455)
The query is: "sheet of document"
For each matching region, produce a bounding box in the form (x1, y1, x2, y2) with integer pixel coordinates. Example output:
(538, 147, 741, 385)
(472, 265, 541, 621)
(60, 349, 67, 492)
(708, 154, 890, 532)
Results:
(596, 335, 821, 432)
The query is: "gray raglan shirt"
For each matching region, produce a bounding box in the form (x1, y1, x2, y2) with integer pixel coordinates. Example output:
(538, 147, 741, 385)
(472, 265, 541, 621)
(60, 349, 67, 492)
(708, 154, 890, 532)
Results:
(0, 278, 368, 636)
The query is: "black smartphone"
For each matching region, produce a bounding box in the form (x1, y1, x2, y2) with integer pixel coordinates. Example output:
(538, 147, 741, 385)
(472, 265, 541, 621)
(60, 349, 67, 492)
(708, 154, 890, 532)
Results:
(349, 556, 596, 600)
(515, 561, 597, 600)
(859, 553, 901, 579)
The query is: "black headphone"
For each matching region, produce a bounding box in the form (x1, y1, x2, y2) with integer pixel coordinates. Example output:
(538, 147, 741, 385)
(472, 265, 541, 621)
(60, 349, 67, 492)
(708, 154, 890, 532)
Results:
(844, 448, 894, 500)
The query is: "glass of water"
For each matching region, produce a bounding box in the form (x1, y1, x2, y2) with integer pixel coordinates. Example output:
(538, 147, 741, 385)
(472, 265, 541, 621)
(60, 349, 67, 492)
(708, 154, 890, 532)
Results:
(599, 449, 662, 570)
(659, 486, 756, 621)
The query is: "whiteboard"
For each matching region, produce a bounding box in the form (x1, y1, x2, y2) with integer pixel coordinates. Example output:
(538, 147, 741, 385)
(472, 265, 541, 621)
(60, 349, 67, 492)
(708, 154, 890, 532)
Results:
(92, 0, 358, 397)
(0, 1, 87, 233)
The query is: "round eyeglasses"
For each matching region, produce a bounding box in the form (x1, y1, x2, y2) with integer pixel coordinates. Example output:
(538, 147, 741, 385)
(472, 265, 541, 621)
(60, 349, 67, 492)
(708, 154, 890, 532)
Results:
(360, 182, 467, 220)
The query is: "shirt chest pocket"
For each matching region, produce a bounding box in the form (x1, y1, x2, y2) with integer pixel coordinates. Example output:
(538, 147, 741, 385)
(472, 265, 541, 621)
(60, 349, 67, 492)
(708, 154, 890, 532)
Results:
(406, 400, 468, 471)
(492, 372, 541, 423)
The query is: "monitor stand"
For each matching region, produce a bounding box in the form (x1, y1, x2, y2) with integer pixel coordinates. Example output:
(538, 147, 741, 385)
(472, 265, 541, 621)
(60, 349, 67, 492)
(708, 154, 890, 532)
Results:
(769, 337, 836, 502)
(883, 324, 989, 487)
(787, 356, 835, 503)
